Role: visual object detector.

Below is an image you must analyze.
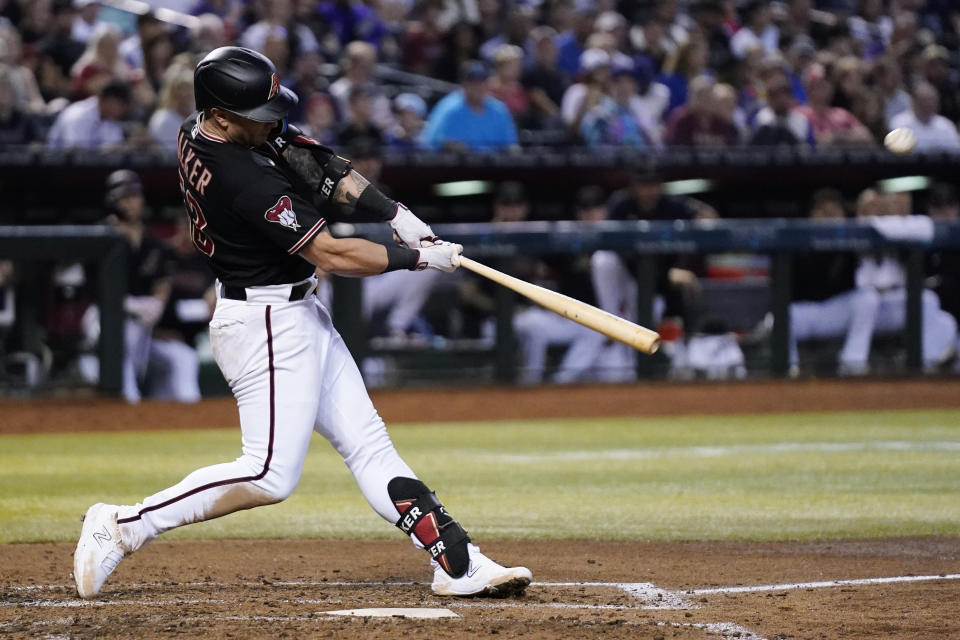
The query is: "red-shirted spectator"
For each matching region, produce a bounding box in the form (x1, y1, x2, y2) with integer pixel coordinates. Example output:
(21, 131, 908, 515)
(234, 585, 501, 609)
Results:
(664, 75, 738, 147)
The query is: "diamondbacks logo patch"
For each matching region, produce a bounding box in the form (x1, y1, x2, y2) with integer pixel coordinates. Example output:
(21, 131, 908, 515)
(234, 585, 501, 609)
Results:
(268, 73, 279, 101)
(265, 195, 300, 230)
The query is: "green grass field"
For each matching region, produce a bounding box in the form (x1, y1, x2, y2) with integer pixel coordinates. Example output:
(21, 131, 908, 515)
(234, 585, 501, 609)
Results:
(2, 409, 959, 544)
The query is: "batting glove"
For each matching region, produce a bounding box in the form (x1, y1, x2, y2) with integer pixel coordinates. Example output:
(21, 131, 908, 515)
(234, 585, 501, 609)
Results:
(390, 204, 439, 248)
(416, 242, 463, 272)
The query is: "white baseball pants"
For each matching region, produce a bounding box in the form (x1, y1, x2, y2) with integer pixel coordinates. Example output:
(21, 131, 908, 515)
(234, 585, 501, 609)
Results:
(116, 278, 416, 552)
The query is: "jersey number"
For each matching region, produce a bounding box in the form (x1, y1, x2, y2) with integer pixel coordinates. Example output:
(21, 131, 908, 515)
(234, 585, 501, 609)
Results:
(184, 191, 215, 257)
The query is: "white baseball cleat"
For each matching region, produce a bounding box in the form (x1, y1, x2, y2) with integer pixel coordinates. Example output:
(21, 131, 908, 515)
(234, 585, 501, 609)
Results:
(74, 503, 127, 599)
(431, 544, 532, 597)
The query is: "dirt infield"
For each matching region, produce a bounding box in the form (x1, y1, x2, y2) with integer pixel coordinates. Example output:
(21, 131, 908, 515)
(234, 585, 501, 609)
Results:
(2, 538, 958, 639)
(4, 380, 959, 638)
(3, 378, 960, 434)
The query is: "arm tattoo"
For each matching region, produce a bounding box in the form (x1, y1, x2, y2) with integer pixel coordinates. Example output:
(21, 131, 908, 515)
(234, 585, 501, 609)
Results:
(333, 171, 370, 209)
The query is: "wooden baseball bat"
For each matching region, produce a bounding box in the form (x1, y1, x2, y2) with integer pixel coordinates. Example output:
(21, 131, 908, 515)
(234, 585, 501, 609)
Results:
(458, 256, 661, 355)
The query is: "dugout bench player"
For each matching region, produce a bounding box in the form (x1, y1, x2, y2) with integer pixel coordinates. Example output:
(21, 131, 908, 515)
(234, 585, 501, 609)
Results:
(74, 47, 531, 599)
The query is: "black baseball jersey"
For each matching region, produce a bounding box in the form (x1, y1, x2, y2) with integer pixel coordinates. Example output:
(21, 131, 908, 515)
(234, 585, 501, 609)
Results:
(176, 113, 327, 287)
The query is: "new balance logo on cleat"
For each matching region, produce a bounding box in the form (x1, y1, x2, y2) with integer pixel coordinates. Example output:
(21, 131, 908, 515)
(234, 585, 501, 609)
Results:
(92, 526, 112, 548)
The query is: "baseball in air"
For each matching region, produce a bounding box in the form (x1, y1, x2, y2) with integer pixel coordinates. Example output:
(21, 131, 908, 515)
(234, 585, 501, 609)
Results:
(884, 127, 917, 154)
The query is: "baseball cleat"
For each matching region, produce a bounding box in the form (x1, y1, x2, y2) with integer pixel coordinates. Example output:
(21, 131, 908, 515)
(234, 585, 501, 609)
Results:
(74, 503, 127, 599)
(431, 544, 532, 597)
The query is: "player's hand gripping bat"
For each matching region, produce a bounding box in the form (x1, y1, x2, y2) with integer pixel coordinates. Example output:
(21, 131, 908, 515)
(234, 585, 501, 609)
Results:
(456, 255, 660, 355)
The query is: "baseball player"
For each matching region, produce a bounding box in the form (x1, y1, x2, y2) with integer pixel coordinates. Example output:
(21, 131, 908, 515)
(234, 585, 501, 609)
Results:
(74, 47, 531, 600)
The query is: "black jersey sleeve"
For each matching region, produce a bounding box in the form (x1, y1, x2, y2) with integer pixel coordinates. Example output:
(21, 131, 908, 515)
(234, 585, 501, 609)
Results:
(231, 158, 328, 256)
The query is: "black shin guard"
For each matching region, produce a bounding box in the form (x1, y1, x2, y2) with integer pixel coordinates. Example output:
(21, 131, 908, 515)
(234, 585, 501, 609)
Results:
(388, 477, 470, 578)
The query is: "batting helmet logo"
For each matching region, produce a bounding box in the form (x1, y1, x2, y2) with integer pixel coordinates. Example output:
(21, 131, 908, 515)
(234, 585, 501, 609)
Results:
(268, 73, 279, 101)
(264, 195, 301, 231)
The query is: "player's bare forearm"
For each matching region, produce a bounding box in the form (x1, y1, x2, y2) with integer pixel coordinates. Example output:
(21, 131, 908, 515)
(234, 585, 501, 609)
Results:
(301, 229, 388, 277)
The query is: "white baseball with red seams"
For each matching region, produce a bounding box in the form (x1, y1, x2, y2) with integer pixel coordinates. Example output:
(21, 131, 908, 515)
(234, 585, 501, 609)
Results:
(115, 277, 417, 550)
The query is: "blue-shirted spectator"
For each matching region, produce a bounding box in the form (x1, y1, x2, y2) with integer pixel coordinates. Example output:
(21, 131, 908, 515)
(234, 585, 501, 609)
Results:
(555, 0, 597, 76)
(421, 60, 518, 152)
(46, 78, 130, 150)
(316, 0, 387, 51)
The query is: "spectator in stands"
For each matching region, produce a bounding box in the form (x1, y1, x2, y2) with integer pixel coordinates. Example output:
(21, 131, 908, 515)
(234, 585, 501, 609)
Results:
(522, 26, 567, 131)
(920, 44, 960, 124)
(831, 56, 868, 113)
(148, 66, 193, 152)
(555, 0, 597, 75)
(329, 41, 396, 133)
(594, 10, 630, 57)
(847, 0, 893, 58)
(561, 48, 610, 134)
(36, 0, 85, 102)
(70, 23, 131, 101)
(188, 12, 227, 54)
(580, 62, 655, 149)
(749, 73, 814, 146)
(658, 36, 709, 116)
(689, 0, 734, 76)
(432, 21, 481, 84)
(0, 64, 41, 145)
(46, 78, 130, 150)
(889, 82, 960, 152)
(632, 55, 669, 134)
(338, 82, 385, 148)
(142, 33, 175, 93)
(389, 92, 426, 150)
(421, 60, 518, 152)
(730, 0, 779, 59)
(712, 82, 746, 142)
(118, 11, 165, 71)
(850, 88, 886, 142)
(665, 75, 738, 146)
(296, 93, 338, 145)
(788, 188, 877, 376)
(71, 0, 101, 44)
(795, 62, 873, 146)
(241, 0, 320, 59)
(488, 44, 529, 123)
(872, 55, 911, 125)
(479, 6, 535, 64)
(853, 188, 957, 372)
(0, 26, 46, 113)
(400, 0, 444, 76)
(316, 0, 388, 51)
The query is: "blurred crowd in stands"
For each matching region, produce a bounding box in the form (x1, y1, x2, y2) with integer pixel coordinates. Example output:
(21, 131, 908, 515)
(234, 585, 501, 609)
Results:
(1, 0, 960, 152)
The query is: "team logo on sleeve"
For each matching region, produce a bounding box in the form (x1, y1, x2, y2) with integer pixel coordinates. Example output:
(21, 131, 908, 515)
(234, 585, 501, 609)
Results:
(268, 73, 279, 101)
(264, 195, 301, 231)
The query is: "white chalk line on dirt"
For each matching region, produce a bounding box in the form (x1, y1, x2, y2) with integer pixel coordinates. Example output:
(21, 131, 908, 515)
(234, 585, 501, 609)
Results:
(484, 440, 960, 463)
(690, 573, 960, 595)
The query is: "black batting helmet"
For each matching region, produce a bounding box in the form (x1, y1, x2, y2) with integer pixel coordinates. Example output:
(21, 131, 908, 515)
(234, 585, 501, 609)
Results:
(194, 46, 298, 122)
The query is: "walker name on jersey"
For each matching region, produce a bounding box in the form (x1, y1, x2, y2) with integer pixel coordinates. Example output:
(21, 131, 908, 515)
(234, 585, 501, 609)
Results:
(178, 132, 213, 196)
